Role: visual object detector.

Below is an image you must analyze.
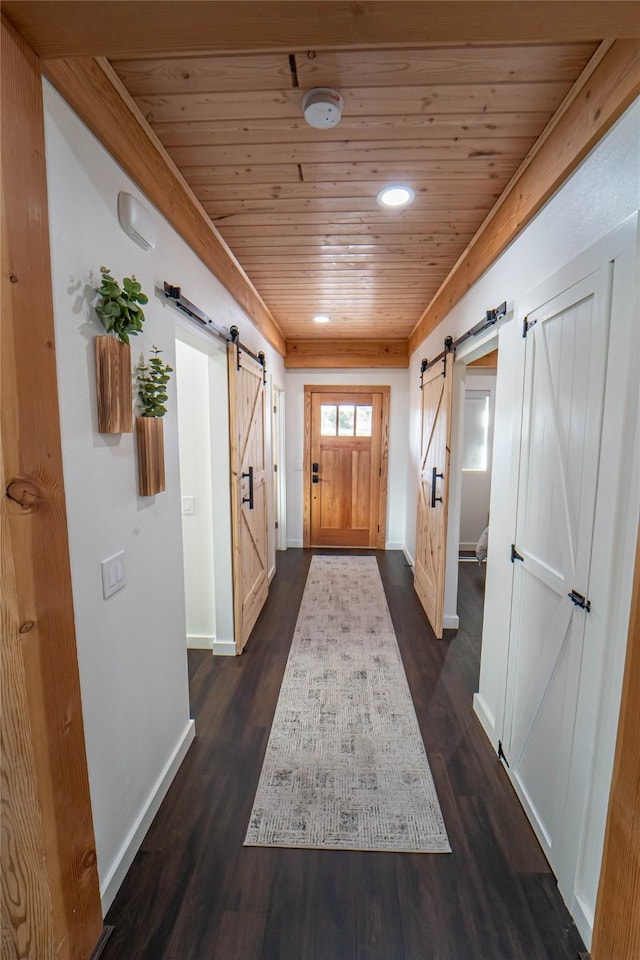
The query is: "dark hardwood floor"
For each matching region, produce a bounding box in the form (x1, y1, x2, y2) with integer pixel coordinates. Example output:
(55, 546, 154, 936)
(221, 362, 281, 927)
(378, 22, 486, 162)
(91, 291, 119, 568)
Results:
(103, 550, 585, 960)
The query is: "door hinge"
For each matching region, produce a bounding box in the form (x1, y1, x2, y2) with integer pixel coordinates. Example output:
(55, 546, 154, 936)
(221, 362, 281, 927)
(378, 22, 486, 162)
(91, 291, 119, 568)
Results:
(377, 525, 380, 532)
(379, 467, 382, 477)
(523, 315, 537, 338)
(510, 544, 524, 563)
(497, 740, 510, 767)
(274, 463, 278, 472)
(273, 405, 277, 414)
(275, 521, 279, 529)
(568, 590, 591, 613)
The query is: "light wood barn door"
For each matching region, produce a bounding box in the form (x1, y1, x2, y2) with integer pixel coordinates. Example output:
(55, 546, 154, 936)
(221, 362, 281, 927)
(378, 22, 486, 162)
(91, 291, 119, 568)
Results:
(228, 344, 268, 653)
(414, 353, 454, 639)
(307, 388, 388, 548)
(502, 268, 611, 888)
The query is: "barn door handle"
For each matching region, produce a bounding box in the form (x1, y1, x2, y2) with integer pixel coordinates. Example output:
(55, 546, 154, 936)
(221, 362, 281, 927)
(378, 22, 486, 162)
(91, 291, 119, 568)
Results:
(242, 466, 254, 509)
(431, 467, 444, 508)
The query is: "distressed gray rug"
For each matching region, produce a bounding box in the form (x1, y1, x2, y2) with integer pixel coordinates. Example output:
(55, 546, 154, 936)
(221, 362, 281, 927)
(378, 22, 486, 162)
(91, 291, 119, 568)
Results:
(244, 556, 451, 853)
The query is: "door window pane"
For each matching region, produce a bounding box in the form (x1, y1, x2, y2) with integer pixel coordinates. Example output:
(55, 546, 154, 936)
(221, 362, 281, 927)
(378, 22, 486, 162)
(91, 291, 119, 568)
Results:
(355, 405, 372, 436)
(320, 404, 337, 436)
(462, 391, 490, 471)
(338, 405, 355, 436)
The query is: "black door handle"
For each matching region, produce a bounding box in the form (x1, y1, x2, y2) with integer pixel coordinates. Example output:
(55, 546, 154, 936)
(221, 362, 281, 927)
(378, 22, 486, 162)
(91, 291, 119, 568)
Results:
(431, 467, 444, 508)
(242, 466, 254, 509)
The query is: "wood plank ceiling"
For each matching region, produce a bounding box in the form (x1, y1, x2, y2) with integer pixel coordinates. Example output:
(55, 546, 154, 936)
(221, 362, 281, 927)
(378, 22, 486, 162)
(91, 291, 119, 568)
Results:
(110, 42, 598, 342)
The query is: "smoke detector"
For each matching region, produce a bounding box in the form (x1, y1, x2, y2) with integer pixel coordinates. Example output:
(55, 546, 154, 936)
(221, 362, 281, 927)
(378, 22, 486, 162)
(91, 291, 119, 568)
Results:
(302, 88, 344, 129)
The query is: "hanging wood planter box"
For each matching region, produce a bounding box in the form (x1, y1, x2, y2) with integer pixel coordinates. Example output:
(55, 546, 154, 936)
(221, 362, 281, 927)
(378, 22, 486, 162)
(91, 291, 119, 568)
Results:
(95, 336, 133, 433)
(136, 417, 165, 496)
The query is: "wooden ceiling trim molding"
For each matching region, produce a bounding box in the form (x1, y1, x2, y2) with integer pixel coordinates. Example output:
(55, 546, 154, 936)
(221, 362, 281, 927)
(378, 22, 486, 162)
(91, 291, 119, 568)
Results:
(285, 339, 409, 369)
(3, 2, 639, 59)
(42, 56, 286, 356)
(409, 39, 640, 355)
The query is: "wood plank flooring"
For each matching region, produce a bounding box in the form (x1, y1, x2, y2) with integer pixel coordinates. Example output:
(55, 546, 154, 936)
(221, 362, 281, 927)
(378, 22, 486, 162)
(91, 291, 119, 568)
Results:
(103, 550, 585, 959)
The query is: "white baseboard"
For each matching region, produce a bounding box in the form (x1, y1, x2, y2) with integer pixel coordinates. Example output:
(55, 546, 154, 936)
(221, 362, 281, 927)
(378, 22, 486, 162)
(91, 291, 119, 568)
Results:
(186, 634, 214, 650)
(402, 545, 415, 569)
(385, 541, 404, 550)
(100, 718, 195, 915)
(571, 891, 594, 951)
(473, 692, 497, 747)
(268, 564, 276, 583)
(287, 538, 303, 548)
(443, 614, 460, 630)
(212, 639, 236, 656)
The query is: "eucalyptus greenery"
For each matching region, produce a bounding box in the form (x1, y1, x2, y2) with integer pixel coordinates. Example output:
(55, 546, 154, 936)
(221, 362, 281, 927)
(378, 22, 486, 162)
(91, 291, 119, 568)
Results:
(137, 347, 173, 418)
(95, 266, 148, 344)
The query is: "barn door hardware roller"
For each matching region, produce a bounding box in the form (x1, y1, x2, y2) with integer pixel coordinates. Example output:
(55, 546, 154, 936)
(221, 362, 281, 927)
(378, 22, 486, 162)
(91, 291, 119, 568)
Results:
(160, 282, 266, 377)
(420, 300, 507, 388)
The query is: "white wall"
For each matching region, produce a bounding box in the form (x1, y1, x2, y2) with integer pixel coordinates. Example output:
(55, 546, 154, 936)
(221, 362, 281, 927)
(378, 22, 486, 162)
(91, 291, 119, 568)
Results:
(406, 99, 640, 947)
(43, 80, 285, 912)
(284, 368, 409, 549)
(175, 339, 216, 648)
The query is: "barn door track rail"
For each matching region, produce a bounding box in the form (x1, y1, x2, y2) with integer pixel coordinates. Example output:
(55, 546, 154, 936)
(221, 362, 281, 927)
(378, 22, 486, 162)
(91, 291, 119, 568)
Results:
(160, 282, 266, 381)
(420, 300, 508, 389)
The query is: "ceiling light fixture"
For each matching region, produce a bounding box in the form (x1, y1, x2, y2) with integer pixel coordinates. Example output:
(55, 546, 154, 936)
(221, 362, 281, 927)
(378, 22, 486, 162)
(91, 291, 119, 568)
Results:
(313, 314, 331, 324)
(302, 88, 344, 129)
(376, 185, 416, 208)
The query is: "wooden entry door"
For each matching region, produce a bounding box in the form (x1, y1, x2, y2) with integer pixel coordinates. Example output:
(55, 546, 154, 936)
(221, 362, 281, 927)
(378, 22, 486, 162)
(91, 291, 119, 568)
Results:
(227, 345, 269, 653)
(305, 386, 389, 548)
(502, 268, 611, 890)
(414, 353, 454, 639)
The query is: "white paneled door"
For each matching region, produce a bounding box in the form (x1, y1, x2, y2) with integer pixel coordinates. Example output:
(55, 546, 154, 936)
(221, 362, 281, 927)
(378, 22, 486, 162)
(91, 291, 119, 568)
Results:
(503, 266, 612, 892)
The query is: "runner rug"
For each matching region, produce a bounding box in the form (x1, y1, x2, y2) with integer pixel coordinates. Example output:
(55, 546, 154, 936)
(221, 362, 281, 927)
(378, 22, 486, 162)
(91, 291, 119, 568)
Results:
(244, 556, 451, 853)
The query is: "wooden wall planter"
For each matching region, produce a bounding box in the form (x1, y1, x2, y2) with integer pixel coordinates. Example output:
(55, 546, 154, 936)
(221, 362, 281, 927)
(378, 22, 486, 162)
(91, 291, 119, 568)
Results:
(95, 335, 133, 432)
(136, 416, 165, 496)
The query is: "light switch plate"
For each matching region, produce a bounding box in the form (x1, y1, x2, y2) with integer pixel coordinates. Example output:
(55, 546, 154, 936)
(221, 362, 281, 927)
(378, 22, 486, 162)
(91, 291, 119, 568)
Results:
(182, 496, 195, 515)
(101, 551, 126, 599)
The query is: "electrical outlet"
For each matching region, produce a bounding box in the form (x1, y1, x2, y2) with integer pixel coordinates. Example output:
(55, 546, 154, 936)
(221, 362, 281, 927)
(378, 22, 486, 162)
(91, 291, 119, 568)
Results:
(101, 551, 126, 599)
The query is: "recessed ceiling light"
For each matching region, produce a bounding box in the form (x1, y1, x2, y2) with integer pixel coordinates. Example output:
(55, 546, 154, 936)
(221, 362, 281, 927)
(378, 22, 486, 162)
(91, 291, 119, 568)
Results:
(376, 185, 415, 208)
(313, 314, 331, 323)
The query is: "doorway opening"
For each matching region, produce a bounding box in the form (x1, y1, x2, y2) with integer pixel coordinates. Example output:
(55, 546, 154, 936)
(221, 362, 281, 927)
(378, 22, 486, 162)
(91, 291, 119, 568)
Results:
(444, 338, 499, 634)
(175, 327, 235, 655)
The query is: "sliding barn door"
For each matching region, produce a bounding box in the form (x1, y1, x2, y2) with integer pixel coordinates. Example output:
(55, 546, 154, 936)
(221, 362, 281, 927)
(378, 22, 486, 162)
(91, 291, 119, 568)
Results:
(502, 268, 611, 887)
(414, 353, 454, 639)
(227, 345, 268, 653)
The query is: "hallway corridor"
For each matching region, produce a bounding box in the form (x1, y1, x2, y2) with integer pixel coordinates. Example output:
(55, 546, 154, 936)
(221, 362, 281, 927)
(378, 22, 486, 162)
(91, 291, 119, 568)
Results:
(103, 551, 585, 959)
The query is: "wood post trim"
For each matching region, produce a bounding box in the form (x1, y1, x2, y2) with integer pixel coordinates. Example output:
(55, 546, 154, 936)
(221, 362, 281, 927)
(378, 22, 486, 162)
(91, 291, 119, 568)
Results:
(1, 15, 103, 959)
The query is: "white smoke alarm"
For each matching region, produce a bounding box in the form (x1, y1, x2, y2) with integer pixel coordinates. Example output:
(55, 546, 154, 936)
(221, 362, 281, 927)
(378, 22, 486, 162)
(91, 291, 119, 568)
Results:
(301, 88, 344, 129)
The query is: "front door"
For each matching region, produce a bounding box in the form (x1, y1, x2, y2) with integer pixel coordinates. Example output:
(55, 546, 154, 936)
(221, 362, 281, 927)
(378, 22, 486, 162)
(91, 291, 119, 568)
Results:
(502, 267, 611, 889)
(305, 386, 389, 548)
(414, 353, 454, 639)
(227, 344, 269, 653)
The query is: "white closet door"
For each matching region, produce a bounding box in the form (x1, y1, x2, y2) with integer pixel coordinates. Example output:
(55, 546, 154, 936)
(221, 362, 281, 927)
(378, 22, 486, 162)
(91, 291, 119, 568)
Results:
(503, 265, 611, 889)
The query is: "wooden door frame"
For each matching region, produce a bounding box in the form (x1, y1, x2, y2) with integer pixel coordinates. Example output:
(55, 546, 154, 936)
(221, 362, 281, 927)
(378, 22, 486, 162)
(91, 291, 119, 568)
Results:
(1, 15, 103, 959)
(303, 384, 390, 549)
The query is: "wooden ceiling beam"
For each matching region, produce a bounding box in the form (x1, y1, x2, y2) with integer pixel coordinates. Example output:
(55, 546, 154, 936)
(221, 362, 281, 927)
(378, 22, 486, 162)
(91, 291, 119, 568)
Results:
(409, 39, 640, 354)
(285, 339, 409, 369)
(3, 2, 639, 59)
(42, 56, 286, 356)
